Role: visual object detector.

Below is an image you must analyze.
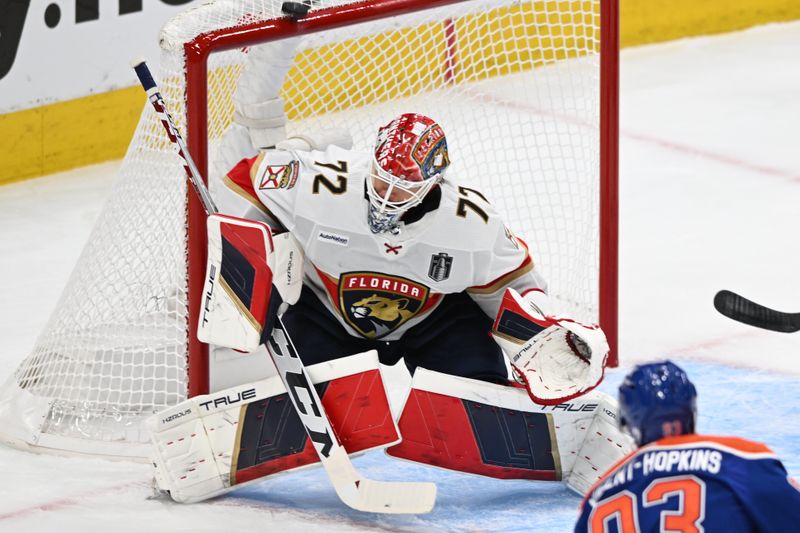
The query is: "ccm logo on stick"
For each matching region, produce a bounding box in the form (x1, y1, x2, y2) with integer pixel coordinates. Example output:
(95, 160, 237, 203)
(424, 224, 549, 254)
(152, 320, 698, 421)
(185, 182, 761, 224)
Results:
(268, 325, 335, 457)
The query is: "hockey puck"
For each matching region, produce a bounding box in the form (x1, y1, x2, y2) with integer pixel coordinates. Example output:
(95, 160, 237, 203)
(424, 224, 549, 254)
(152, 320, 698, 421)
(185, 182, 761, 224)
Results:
(281, 1, 311, 19)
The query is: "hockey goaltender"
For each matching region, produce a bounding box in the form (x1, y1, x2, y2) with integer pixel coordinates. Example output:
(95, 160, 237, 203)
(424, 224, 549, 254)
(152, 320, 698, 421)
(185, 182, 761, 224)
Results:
(142, 40, 634, 514)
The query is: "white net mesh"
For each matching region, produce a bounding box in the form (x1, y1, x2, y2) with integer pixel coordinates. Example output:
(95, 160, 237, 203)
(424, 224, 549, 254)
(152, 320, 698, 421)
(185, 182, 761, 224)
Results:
(0, 0, 606, 458)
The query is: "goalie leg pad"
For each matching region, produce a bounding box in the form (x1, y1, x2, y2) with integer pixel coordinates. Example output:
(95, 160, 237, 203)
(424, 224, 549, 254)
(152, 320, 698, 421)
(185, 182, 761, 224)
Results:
(564, 394, 635, 495)
(386, 368, 562, 480)
(234, 367, 397, 485)
(387, 368, 633, 492)
(148, 350, 399, 503)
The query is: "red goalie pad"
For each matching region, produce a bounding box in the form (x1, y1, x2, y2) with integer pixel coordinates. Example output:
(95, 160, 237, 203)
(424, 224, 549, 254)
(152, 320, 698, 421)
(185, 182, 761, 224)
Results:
(233, 366, 399, 485)
(387, 369, 562, 481)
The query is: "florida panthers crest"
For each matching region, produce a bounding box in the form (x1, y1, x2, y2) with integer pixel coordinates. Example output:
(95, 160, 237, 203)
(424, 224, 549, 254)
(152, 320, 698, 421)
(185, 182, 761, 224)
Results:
(339, 273, 429, 339)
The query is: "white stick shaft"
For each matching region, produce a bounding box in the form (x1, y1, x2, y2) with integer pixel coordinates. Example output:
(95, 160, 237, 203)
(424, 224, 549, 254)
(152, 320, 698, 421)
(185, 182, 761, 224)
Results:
(132, 59, 218, 215)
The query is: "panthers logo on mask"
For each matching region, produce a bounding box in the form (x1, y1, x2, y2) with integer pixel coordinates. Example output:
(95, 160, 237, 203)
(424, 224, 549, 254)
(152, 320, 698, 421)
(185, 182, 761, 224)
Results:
(412, 123, 449, 180)
(339, 272, 429, 339)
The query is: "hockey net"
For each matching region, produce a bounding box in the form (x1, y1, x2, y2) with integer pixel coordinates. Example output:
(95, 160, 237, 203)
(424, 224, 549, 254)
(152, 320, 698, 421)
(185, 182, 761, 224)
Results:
(0, 0, 618, 458)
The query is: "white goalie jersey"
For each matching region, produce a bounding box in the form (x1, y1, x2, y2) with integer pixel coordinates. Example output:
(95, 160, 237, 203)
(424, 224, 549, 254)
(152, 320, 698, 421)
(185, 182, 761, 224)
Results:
(220, 143, 547, 341)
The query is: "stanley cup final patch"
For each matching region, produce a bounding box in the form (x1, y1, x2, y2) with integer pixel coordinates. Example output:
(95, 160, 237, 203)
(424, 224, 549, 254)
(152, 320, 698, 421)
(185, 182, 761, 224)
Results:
(339, 272, 429, 339)
(428, 252, 453, 282)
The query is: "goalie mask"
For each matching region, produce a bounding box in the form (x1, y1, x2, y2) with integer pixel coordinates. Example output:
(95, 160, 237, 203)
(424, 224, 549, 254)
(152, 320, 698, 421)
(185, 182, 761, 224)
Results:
(618, 360, 697, 446)
(367, 113, 450, 233)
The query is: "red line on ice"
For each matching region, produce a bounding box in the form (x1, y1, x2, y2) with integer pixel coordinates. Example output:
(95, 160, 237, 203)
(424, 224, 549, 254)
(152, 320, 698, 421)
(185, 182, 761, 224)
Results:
(471, 89, 800, 184)
(622, 129, 800, 183)
(0, 480, 147, 522)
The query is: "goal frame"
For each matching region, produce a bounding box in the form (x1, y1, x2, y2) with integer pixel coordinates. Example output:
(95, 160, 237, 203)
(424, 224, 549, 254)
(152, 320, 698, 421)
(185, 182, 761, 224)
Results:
(183, 0, 620, 397)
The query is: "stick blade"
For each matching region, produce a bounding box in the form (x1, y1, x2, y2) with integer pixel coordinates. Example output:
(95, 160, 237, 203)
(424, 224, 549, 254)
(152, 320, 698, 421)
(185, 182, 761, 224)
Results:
(714, 290, 800, 333)
(344, 479, 437, 514)
(323, 450, 436, 514)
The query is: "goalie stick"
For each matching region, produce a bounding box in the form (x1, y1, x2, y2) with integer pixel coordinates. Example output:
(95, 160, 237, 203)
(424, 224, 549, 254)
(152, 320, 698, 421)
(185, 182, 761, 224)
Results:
(714, 290, 800, 333)
(132, 59, 436, 513)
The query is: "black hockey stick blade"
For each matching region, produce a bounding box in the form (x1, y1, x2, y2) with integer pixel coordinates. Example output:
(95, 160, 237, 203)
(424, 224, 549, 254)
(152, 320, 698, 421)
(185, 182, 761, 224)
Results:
(713, 290, 800, 333)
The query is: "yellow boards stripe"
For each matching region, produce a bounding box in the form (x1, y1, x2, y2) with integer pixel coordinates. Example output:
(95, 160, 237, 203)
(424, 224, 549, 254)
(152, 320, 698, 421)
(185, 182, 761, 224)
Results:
(622, 0, 800, 47)
(0, 86, 142, 185)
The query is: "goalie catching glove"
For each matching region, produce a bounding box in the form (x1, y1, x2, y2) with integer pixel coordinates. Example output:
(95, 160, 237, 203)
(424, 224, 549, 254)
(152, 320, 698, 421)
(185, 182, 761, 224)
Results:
(491, 288, 609, 405)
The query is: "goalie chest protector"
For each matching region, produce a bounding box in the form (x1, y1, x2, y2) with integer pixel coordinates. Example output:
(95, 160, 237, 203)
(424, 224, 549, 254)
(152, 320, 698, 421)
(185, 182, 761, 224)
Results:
(237, 144, 534, 341)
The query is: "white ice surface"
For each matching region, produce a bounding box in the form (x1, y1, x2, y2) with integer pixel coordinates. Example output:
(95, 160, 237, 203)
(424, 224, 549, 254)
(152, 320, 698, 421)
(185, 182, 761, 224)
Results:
(1, 21, 799, 532)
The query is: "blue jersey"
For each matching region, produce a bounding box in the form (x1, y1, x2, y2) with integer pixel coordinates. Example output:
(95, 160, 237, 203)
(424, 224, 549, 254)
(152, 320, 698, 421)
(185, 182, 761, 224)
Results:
(575, 434, 800, 532)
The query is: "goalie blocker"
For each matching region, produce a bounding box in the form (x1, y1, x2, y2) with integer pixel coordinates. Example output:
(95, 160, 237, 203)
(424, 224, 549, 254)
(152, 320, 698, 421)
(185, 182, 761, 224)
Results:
(197, 213, 303, 352)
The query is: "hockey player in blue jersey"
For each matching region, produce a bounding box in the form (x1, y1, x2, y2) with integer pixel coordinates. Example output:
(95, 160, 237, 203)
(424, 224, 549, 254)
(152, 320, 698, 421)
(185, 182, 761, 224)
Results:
(575, 360, 800, 532)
